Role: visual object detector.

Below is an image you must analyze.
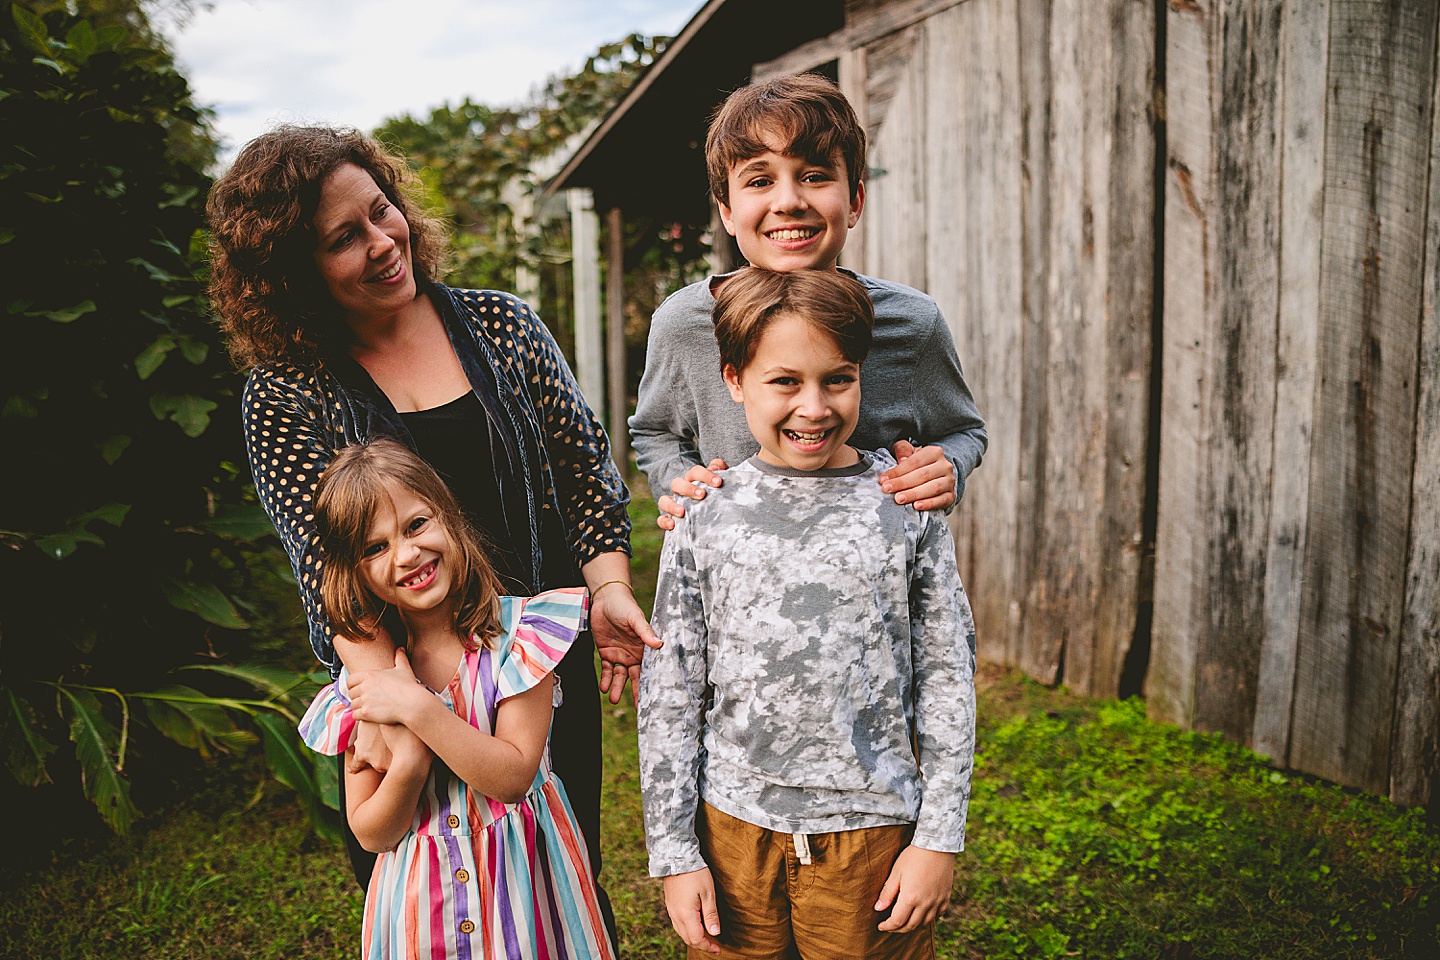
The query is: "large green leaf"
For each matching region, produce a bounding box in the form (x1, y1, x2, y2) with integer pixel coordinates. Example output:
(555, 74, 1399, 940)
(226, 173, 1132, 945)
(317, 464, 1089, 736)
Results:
(126, 257, 180, 283)
(141, 685, 241, 756)
(196, 504, 275, 542)
(33, 504, 130, 559)
(3, 687, 56, 787)
(11, 6, 50, 57)
(181, 662, 317, 705)
(134, 335, 176, 380)
(75, 502, 129, 528)
(148, 392, 217, 437)
(255, 711, 339, 843)
(36, 526, 112, 558)
(98, 434, 131, 464)
(64, 20, 97, 63)
(43, 300, 96, 323)
(160, 577, 250, 629)
(57, 688, 137, 835)
(313, 745, 341, 812)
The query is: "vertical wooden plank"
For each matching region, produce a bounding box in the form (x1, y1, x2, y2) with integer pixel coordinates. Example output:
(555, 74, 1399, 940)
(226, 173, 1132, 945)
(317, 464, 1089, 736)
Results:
(568, 188, 605, 412)
(604, 206, 629, 473)
(1290, 0, 1439, 794)
(1061, 0, 1117, 695)
(931, 0, 1025, 670)
(1015, 0, 1052, 673)
(1091, 0, 1156, 699)
(1189, 0, 1284, 745)
(1391, 13, 1440, 807)
(1020, 0, 1104, 687)
(1151, 0, 1218, 728)
(864, 25, 928, 290)
(839, 45, 869, 273)
(1254, 0, 1331, 763)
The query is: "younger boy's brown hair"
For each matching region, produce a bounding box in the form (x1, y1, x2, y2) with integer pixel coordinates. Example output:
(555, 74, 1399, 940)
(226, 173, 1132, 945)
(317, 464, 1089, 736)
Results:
(314, 438, 503, 649)
(713, 268, 874, 375)
(705, 73, 867, 205)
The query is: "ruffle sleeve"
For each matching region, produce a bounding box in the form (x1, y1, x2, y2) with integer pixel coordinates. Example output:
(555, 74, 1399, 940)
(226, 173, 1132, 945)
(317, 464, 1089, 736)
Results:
(495, 587, 590, 703)
(297, 671, 355, 756)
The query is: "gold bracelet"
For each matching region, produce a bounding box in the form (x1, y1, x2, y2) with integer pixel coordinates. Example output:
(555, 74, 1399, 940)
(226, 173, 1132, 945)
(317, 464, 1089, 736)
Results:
(590, 578, 634, 601)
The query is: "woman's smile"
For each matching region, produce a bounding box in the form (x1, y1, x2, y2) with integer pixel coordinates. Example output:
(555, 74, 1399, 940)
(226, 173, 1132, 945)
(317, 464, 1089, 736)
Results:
(312, 163, 417, 327)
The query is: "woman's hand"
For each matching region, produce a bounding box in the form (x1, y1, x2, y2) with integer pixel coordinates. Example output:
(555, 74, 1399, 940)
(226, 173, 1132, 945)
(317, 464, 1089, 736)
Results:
(880, 440, 957, 511)
(589, 580, 662, 703)
(582, 551, 662, 704)
(656, 458, 729, 531)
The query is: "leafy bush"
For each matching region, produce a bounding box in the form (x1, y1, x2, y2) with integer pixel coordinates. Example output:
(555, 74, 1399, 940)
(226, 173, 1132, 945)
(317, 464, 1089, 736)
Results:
(0, 1, 330, 840)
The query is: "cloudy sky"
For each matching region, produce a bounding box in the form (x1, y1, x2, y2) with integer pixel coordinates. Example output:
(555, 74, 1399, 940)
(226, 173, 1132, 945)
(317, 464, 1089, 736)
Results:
(166, 0, 704, 164)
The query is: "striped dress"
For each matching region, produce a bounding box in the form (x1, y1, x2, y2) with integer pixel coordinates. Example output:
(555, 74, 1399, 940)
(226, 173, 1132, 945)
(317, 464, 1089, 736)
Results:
(299, 588, 614, 960)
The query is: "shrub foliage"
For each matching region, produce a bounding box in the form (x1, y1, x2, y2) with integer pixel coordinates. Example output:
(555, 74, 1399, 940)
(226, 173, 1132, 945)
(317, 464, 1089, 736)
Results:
(0, 1, 328, 838)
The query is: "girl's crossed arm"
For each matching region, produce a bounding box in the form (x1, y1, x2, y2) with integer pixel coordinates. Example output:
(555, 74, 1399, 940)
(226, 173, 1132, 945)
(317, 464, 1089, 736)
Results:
(348, 648, 553, 806)
(345, 723, 432, 853)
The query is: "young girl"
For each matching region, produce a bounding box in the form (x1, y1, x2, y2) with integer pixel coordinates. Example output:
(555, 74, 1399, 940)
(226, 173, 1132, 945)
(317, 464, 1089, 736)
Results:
(297, 438, 614, 960)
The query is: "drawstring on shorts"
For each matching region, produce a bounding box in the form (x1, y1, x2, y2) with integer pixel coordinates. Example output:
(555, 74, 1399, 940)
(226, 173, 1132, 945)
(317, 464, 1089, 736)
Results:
(792, 832, 812, 865)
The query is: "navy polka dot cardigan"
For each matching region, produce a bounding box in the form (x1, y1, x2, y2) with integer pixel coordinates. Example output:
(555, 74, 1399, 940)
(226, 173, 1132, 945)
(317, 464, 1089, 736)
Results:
(242, 285, 632, 674)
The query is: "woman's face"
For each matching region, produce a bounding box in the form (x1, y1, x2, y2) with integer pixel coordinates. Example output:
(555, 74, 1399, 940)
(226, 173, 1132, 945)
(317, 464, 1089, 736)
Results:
(311, 163, 416, 329)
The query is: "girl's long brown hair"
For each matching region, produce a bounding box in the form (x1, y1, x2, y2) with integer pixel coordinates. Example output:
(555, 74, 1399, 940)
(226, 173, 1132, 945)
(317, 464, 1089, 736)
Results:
(314, 438, 503, 650)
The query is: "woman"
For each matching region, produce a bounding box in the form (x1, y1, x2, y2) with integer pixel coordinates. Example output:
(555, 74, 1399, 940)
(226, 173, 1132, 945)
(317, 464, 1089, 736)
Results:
(206, 126, 654, 932)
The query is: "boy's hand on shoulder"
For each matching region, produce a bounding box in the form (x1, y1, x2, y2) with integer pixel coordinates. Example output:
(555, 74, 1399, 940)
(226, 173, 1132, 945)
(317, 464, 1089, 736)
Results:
(656, 458, 729, 530)
(874, 845, 956, 933)
(661, 867, 722, 954)
(881, 441, 957, 512)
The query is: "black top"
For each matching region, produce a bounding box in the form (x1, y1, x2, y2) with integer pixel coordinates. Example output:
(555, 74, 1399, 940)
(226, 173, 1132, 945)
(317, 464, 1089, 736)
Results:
(241, 286, 628, 673)
(401, 391, 580, 596)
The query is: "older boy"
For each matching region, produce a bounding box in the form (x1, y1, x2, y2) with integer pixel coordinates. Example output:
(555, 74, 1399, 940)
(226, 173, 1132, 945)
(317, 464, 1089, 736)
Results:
(639, 268, 976, 958)
(629, 73, 986, 521)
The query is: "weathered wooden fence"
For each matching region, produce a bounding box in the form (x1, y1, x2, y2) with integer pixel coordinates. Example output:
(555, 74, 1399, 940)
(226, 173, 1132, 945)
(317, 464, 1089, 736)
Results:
(1152, 0, 1440, 806)
(774, 0, 1440, 805)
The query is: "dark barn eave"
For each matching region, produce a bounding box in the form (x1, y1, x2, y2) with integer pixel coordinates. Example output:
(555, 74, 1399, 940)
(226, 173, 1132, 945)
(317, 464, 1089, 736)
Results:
(543, 0, 844, 223)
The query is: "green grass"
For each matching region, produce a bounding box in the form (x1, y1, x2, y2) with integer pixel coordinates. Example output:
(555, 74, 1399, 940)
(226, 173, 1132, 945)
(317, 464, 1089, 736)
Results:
(3, 489, 1438, 958)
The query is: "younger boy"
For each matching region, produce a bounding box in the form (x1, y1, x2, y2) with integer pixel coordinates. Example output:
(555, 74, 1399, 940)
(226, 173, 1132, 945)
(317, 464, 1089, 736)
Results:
(638, 268, 977, 958)
(629, 73, 986, 523)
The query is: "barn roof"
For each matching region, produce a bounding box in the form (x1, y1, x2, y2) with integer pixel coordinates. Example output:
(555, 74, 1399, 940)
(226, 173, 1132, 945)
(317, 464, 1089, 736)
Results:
(542, 0, 844, 221)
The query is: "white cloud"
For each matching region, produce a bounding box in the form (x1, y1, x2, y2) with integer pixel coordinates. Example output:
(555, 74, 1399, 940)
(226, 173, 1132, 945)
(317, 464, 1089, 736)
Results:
(168, 0, 702, 162)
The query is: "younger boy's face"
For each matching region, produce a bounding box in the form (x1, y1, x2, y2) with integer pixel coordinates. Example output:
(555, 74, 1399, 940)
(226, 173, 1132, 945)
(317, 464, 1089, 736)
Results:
(723, 312, 861, 472)
(719, 142, 864, 273)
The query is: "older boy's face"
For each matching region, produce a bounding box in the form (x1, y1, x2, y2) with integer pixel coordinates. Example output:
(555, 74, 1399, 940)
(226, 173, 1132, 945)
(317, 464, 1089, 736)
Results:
(723, 312, 861, 472)
(719, 143, 864, 273)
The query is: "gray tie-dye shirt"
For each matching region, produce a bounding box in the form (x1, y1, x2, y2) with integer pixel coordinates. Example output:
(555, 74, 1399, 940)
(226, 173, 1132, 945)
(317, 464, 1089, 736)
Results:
(638, 451, 977, 878)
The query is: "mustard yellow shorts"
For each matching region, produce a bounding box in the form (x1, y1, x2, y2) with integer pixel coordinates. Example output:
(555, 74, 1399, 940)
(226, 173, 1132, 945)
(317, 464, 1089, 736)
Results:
(691, 802, 936, 960)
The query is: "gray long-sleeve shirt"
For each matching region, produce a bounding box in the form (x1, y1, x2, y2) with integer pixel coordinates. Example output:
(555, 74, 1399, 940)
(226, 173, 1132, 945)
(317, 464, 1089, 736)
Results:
(638, 452, 977, 878)
(629, 270, 987, 499)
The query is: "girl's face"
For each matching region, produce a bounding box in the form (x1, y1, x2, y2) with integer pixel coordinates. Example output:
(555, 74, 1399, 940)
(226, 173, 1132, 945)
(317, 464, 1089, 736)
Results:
(358, 481, 456, 621)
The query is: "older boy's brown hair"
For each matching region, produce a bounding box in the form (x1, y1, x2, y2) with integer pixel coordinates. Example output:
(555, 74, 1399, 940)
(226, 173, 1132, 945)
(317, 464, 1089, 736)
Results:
(314, 438, 502, 649)
(705, 73, 867, 206)
(713, 268, 874, 375)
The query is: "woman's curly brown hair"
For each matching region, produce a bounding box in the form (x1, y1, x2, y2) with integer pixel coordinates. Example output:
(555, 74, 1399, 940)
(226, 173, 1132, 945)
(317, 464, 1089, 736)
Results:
(206, 125, 448, 369)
